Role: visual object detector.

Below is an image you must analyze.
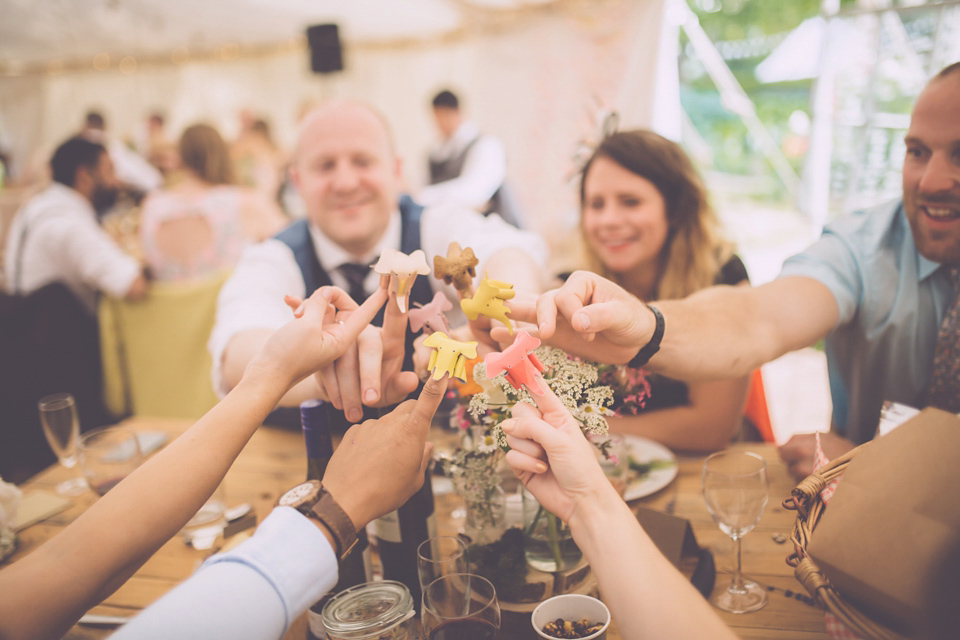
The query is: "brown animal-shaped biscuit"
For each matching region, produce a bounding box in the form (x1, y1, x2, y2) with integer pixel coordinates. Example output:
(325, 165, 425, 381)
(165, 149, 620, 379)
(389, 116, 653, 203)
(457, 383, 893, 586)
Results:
(433, 242, 478, 293)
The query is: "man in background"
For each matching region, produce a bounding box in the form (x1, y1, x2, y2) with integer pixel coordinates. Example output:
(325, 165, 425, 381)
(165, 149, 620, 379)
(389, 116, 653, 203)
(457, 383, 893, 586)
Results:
(4, 136, 147, 312)
(420, 89, 524, 227)
(211, 100, 546, 427)
(81, 110, 162, 196)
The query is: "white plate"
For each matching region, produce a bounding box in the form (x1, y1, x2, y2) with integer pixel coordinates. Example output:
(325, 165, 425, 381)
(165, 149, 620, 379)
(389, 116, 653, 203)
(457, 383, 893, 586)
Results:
(622, 435, 678, 501)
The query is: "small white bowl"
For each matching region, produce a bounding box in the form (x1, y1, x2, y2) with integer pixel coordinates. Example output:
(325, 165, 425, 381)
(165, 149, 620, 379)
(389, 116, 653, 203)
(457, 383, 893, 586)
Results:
(531, 594, 611, 640)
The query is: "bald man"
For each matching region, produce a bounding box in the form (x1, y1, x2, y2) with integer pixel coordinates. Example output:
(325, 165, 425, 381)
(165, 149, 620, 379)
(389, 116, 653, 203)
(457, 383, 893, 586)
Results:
(210, 100, 547, 425)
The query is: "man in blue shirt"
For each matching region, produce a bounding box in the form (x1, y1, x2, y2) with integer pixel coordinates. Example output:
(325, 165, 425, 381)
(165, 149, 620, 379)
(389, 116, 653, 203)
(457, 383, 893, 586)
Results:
(519, 61, 960, 479)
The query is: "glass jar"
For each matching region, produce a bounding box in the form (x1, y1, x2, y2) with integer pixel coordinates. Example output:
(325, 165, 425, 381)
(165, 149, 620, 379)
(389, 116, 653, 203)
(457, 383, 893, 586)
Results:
(321, 581, 419, 640)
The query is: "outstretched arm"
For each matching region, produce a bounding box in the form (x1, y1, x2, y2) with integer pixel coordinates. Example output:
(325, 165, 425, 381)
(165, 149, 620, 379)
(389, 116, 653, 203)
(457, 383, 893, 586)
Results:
(108, 376, 449, 640)
(0, 286, 388, 640)
(501, 387, 738, 640)
(509, 271, 839, 381)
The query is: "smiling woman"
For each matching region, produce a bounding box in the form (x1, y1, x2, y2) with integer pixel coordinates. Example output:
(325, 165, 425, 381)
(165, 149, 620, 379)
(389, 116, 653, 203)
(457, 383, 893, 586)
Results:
(566, 129, 752, 453)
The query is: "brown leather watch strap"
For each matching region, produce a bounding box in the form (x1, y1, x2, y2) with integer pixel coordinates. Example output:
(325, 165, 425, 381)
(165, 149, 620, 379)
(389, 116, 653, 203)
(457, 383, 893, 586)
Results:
(308, 487, 358, 561)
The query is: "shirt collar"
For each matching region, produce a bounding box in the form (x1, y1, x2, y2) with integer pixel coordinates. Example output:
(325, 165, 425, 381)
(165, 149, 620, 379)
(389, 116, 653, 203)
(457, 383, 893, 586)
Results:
(307, 207, 402, 273)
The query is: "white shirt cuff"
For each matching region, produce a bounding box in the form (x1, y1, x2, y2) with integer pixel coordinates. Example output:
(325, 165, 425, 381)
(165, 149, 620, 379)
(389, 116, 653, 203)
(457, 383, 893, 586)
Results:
(204, 507, 339, 619)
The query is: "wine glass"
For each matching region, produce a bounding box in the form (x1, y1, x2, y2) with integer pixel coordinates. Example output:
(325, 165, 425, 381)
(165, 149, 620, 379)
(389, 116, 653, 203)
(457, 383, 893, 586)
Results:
(77, 426, 144, 496)
(38, 393, 87, 495)
(702, 450, 769, 613)
(418, 536, 468, 592)
(422, 573, 500, 640)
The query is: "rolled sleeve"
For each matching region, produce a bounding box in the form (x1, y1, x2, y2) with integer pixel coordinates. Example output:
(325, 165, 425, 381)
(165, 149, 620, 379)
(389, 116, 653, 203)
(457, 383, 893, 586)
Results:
(58, 216, 141, 298)
(208, 240, 306, 395)
(778, 229, 863, 328)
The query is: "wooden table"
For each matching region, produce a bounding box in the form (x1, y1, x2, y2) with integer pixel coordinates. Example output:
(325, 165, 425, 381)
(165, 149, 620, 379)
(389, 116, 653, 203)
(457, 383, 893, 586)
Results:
(7, 418, 828, 639)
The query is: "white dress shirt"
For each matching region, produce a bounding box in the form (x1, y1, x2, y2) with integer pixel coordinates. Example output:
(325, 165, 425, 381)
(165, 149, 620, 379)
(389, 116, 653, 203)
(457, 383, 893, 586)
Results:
(419, 122, 506, 211)
(109, 507, 337, 640)
(3, 183, 141, 313)
(209, 201, 548, 395)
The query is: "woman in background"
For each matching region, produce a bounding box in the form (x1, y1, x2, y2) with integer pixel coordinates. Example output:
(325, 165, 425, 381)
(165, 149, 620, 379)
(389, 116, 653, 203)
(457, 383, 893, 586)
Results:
(140, 123, 287, 281)
(572, 130, 750, 452)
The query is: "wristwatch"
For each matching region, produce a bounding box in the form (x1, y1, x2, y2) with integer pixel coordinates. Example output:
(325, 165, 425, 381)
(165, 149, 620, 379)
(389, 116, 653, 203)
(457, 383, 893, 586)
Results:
(276, 480, 358, 561)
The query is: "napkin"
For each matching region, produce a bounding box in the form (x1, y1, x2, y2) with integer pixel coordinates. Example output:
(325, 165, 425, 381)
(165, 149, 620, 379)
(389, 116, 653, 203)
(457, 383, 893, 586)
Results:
(0, 475, 22, 560)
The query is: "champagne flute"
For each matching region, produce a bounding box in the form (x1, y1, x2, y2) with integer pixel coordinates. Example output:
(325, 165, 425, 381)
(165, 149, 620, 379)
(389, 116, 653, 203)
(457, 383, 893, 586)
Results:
(38, 393, 87, 495)
(422, 573, 500, 640)
(703, 450, 769, 613)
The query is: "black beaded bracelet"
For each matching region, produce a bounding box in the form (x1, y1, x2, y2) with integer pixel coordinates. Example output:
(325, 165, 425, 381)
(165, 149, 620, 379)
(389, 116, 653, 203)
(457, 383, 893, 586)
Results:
(627, 304, 664, 369)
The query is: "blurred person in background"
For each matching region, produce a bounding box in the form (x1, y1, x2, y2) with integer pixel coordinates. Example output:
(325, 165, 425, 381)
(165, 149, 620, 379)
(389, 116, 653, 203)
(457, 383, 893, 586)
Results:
(4, 136, 147, 311)
(420, 89, 524, 228)
(80, 110, 162, 197)
(140, 123, 288, 282)
(567, 129, 750, 452)
(231, 111, 287, 205)
(137, 112, 178, 177)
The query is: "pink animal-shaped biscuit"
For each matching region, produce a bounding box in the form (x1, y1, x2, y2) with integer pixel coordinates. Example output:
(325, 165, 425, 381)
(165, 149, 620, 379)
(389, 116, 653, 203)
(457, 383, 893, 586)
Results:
(484, 330, 548, 395)
(408, 291, 453, 334)
(459, 275, 515, 334)
(423, 331, 479, 383)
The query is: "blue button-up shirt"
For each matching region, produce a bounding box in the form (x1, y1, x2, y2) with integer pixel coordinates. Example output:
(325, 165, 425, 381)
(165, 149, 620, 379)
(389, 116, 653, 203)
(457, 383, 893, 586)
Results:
(779, 199, 955, 444)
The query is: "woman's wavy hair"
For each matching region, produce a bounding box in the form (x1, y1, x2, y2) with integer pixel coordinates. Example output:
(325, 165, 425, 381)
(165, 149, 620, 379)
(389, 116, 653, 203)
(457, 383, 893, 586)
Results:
(179, 123, 234, 186)
(578, 129, 732, 300)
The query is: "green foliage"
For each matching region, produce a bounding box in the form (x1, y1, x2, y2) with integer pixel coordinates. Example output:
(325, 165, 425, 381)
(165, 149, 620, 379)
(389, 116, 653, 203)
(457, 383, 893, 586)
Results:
(679, 0, 858, 202)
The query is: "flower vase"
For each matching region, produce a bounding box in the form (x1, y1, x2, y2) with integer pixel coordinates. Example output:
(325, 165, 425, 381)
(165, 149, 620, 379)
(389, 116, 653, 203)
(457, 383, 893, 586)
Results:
(462, 485, 507, 546)
(521, 486, 581, 572)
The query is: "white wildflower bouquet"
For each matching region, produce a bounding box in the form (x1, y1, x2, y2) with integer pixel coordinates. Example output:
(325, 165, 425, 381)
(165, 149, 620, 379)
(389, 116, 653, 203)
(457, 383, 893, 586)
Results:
(466, 344, 615, 450)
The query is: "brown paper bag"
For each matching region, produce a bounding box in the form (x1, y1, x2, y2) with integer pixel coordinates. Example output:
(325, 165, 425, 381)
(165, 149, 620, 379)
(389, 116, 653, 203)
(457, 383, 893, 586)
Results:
(806, 408, 960, 636)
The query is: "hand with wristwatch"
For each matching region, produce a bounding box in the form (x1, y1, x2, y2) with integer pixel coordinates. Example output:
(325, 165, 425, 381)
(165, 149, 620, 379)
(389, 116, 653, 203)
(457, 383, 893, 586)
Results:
(276, 376, 447, 561)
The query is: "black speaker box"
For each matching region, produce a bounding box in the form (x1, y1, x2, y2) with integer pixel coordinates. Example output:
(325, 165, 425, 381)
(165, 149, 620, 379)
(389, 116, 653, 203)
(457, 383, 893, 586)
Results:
(306, 23, 344, 74)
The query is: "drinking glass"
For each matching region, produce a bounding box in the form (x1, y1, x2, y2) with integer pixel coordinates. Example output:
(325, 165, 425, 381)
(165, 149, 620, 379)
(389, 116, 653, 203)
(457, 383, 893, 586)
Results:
(38, 393, 87, 495)
(702, 450, 769, 613)
(422, 573, 500, 640)
(77, 426, 144, 496)
(418, 536, 468, 591)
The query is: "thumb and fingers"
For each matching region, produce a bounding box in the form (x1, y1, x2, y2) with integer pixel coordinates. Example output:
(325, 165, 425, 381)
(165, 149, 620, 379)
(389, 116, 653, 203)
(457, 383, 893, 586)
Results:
(407, 375, 448, 434)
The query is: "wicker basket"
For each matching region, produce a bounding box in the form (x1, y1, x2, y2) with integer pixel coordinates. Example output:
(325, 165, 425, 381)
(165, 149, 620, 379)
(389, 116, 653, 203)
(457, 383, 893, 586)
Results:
(782, 445, 910, 640)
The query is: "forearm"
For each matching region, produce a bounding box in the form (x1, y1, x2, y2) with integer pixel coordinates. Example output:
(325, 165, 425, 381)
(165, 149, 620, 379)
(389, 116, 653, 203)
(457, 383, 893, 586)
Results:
(568, 489, 737, 640)
(223, 330, 325, 407)
(607, 377, 749, 453)
(650, 278, 835, 381)
(0, 371, 290, 640)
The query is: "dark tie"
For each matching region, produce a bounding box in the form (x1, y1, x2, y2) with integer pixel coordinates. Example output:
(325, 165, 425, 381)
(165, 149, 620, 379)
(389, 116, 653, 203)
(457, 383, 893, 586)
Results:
(338, 262, 371, 303)
(928, 267, 960, 413)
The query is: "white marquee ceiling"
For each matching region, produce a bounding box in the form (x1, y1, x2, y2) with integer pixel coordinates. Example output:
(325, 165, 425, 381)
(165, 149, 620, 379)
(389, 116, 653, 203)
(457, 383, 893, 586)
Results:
(0, 0, 556, 69)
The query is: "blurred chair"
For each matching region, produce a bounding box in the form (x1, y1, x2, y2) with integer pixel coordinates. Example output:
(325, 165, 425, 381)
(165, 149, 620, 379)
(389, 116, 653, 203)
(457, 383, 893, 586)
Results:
(0, 283, 112, 483)
(99, 270, 228, 419)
